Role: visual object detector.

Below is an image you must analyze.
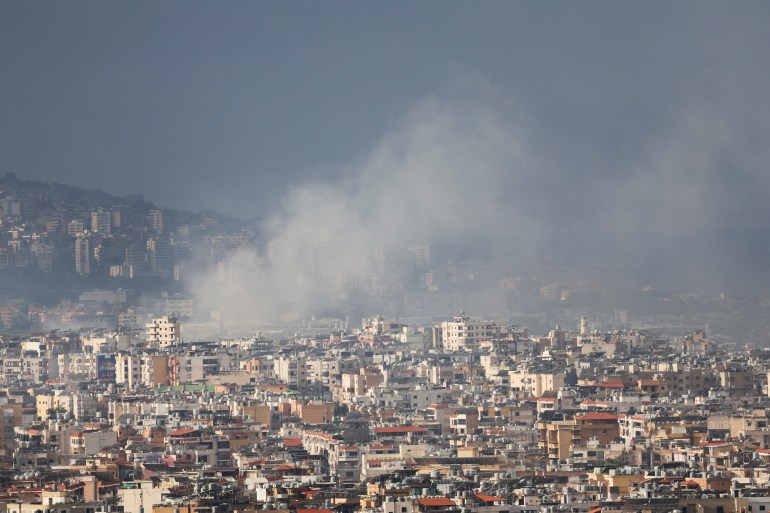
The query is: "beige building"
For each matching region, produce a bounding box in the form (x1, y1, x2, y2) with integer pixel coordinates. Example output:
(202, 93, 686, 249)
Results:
(145, 315, 180, 348)
(432, 314, 500, 351)
(74, 235, 90, 275)
(509, 367, 566, 396)
(274, 356, 310, 391)
(68, 429, 118, 456)
(168, 354, 204, 385)
(119, 481, 170, 513)
(337, 368, 384, 404)
(296, 402, 334, 424)
(450, 408, 479, 436)
(115, 354, 169, 389)
(538, 412, 620, 462)
(0, 403, 21, 468)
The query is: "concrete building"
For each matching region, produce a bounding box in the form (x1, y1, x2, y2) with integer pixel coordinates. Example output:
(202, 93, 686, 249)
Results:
(145, 315, 180, 348)
(74, 235, 90, 275)
(67, 219, 85, 236)
(432, 314, 500, 351)
(68, 429, 118, 456)
(115, 354, 170, 389)
(90, 209, 111, 235)
(168, 354, 205, 385)
(148, 208, 163, 233)
(274, 356, 310, 391)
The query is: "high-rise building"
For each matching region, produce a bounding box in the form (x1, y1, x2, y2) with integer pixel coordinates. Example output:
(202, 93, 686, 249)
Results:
(110, 206, 123, 229)
(74, 236, 90, 275)
(148, 209, 163, 233)
(147, 237, 172, 275)
(90, 209, 111, 235)
(33, 243, 53, 273)
(124, 243, 145, 277)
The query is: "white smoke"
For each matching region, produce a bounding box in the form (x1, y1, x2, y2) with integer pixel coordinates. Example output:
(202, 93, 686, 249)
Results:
(188, 79, 770, 328)
(189, 86, 547, 323)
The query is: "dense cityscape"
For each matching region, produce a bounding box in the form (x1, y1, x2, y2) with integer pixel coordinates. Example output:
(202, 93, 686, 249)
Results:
(2, 176, 770, 513)
(0, 174, 770, 513)
(2, 3, 770, 513)
(2, 308, 770, 513)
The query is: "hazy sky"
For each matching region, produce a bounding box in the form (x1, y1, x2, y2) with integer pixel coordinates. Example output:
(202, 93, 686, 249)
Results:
(1, 2, 766, 214)
(2, 2, 770, 295)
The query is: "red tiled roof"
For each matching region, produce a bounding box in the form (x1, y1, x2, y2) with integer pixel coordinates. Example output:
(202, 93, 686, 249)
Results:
(473, 493, 505, 503)
(283, 437, 303, 447)
(169, 428, 200, 437)
(418, 498, 456, 507)
(297, 509, 335, 513)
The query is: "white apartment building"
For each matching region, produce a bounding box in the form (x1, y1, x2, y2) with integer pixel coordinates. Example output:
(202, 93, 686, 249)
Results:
(432, 314, 500, 351)
(145, 315, 180, 348)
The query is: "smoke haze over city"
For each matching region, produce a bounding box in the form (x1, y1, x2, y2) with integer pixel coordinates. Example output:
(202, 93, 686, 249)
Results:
(189, 77, 770, 321)
(1, 2, 770, 325)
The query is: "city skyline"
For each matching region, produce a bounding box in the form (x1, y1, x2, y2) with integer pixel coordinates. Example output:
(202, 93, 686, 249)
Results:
(2, 4, 770, 508)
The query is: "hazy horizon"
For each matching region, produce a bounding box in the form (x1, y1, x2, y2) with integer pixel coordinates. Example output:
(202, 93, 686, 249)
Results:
(2, 1, 770, 322)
